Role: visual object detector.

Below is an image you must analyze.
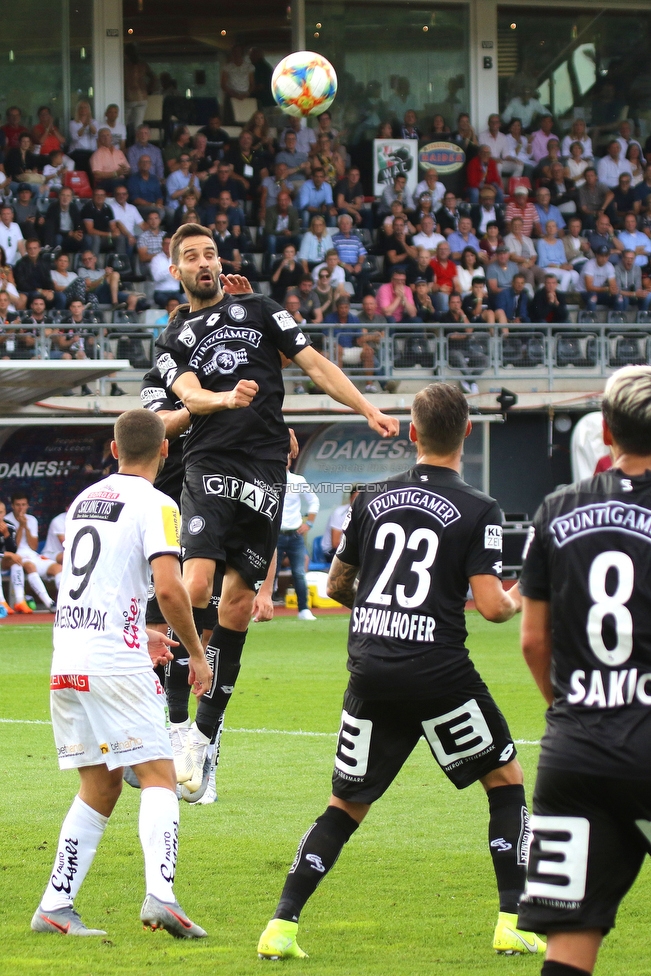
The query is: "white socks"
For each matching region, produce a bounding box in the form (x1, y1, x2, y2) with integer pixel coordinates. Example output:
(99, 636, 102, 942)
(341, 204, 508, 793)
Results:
(26, 571, 54, 608)
(40, 796, 109, 911)
(139, 787, 179, 903)
(54, 573, 61, 591)
(10, 563, 25, 603)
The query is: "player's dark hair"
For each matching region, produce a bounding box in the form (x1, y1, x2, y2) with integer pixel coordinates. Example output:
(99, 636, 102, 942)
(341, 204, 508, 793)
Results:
(412, 383, 469, 455)
(170, 222, 215, 266)
(10, 491, 28, 502)
(602, 366, 651, 456)
(114, 409, 165, 464)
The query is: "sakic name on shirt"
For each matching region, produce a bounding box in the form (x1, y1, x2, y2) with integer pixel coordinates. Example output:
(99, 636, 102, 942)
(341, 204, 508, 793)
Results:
(567, 667, 651, 708)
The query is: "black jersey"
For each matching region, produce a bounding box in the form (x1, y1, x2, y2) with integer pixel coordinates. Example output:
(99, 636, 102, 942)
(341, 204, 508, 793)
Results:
(154, 293, 310, 466)
(140, 366, 187, 503)
(337, 464, 504, 700)
(520, 468, 651, 778)
(0, 520, 17, 557)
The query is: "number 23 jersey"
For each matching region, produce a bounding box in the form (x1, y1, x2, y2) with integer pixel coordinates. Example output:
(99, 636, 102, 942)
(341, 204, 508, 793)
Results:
(337, 464, 504, 700)
(51, 474, 181, 677)
(520, 468, 651, 776)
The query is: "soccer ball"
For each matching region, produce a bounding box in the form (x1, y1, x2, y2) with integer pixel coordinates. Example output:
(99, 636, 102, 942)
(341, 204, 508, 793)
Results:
(271, 51, 337, 117)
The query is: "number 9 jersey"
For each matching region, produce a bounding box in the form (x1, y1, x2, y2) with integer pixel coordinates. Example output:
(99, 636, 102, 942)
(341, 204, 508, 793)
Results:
(51, 474, 181, 677)
(520, 468, 651, 777)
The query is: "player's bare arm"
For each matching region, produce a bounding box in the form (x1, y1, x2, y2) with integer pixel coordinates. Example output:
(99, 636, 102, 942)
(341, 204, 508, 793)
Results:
(326, 556, 358, 609)
(156, 407, 191, 440)
(520, 596, 554, 705)
(470, 574, 521, 623)
(151, 554, 213, 696)
(172, 370, 259, 414)
(293, 345, 400, 438)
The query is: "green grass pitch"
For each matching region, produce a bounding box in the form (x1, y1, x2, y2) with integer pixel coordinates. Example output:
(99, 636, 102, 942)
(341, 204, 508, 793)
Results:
(0, 615, 649, 976)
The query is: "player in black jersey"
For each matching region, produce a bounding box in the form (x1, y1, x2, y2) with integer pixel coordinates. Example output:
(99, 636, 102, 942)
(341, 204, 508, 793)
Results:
(519, 365, 651, 976)
(155, 222, 399, 796)
(257, 383, 546, 961)
(0, 499, 22, 615)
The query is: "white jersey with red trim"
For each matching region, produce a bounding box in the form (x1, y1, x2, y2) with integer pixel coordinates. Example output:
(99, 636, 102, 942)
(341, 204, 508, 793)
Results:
(51, 473, 181, 677)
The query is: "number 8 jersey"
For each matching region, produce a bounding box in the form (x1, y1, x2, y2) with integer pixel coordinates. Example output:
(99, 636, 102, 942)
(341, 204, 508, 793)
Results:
(520, 468, 651, 777)
(337, 464, 504, 700)
(51, 474, 181, 677)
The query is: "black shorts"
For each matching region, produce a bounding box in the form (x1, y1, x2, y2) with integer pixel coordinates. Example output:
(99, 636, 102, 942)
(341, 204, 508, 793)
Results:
(181, 456, 286, 592)
(146, 569, 224, 628)
(518, 768, 651, 936)
(331, 677, 516, 804)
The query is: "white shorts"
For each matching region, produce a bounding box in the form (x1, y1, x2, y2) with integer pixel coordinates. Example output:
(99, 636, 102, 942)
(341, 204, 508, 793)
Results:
(341, 347, 362, 366)
(18, 549, 57, 576)
(50, 671, 172, 771)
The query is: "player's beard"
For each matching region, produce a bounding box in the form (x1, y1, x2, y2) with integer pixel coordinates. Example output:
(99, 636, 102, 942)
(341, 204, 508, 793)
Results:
(180, 266, 221, 301)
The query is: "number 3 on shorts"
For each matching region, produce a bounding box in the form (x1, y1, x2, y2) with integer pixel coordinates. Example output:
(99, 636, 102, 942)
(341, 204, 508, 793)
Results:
(526, 815, 590, 902)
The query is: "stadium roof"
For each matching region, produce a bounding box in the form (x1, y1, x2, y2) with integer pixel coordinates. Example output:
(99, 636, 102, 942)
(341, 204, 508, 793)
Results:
(0, 361, 131, 411)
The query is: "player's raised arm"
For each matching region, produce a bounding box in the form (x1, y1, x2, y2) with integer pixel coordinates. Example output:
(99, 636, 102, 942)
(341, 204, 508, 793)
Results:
(469, 574, 521, 623)
(171, 370, 259, 414)
(520, 597, 553, 705)
(292, 345, 400, 438)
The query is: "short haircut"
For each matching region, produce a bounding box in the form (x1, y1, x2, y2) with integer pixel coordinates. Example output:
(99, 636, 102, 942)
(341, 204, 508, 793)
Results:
(170, 222, 214, 265)
(10, 491, 28, 502)
(603, 365, 651, 455)
(114, 409, 165, 465)
(513, 272, 526, 281)
(325, 248, 338, 259)
(412, 383, 469, 455)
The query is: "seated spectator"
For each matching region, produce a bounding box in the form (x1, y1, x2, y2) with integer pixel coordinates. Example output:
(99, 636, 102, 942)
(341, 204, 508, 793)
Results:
(50, 251, 86, 307)
(110, 184, 143, 253)
(414, 167, 446, 209)
(213, 214, 242, 273)
(533, 137, 562, 181)
(290, 274, 323, 324)
(77, 249, 137, 310)
(275, 130, 310, 189)
(535, 220, 580, 292)
(14, 238, 63, 310)
(470, 185, 505, 236)
(610, 173, 637, 228)
(6, 132, 42, 189)
(309, 132, 337, 186)
(450, 112, 479, 160)
(151, 236, 185, 308)
(82, 187, 123, 256)
(413, 191, 436, 230)
(265, 190, 301, 256)
(453, 246, 485, 295)
(479, 221, 504, 264)
(533, 186, 566, 236)
(68, 100, 98, 171)
(137, 210, 165, 266)
(617, 211, 651, 266)
(561, 119, 593, 161)
(190, 132, 219, 185)
(212, 190, 246, 241)
(259, 162, 294, 225)
(163, 124, 191, 175)
(0, 204, 26, 266)
(325, 295, 380, 391)
(615, 248, 651, 311)
(383, 214, 416, 277)
(0, 288, 20, 324)
(49, 299, 95, 365)
(397, 108, 421, 141)
(378, 173, 415, 217)
(6, 295, 42, 358)
(297, 166, 336, 230)
(578, 167, 614, 229)
(332, 214, 368, 299)
(564, 141, 590, 186)
(505, 184, 541, 237)
(465, 145, 503, 204)
(40, 149, 74, 198)
(311, 248, 346, 288)
(202, 161, 244, 206)
(502, 87, 547, 130)
(335, 166, 367, 227)
(579, 244, 624, 311)
(270, 243, 303, 304)
(224, 129, 267, 198)
(541, 161, 578, 214)
(406, 246, 435, 288)
(585, 213, 624, 263)
(166, 151, 200, 212)
(13, 185, 38, 238)
(563, 215, 592, 274)
(503, 214, 543, 290)
(501, 118, 533, 180)
(411, 214, 444, 255)
(171, 187, 202, 230)
(381, 200, 414, 240)
(126, 124, 165, 181)
(103, 104, 126, 150)
(196, 115, 231, 158)
(358, 293, 388, 326)
(529, 114, 559, 163)
(376, 267, 418, 322)
(0, 247, 23, 308)
(311, 264, 345, 317)
(412, 278, 438, 322)
(89, 127, 129, 194)
(283, 292, 307, 327)
(1, 106, 28, 149)
(436, 190, 465, 237)
(597, 139, 633, 189)
(127, 154, 164, 218)
(615, 119, 642, 158)
(633, 164, 651, 214)
(429, 240, 457, 313)
(154, 295, 181, 328)
(486, 245, 519, 305)
(494, 271, 530, 323)
(447, 215, 481, 262)
(478, 113, 509, 165)
(462, 276, 501, 325)
(530, 273, 570, 323)
(626, 142, 645, 187)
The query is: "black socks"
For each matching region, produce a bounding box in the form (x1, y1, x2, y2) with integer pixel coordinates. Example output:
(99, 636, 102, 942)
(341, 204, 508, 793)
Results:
(195, 624, 247, 739)
(487, 784, 529, 914)
(166, 606, 206, 723)
(542, 962, 592, 976)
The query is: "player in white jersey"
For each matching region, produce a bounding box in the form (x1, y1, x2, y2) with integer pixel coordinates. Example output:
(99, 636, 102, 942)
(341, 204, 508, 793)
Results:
(31, 410, 213, 939)
(42, 509, 67, 563)
(5, 492, 61, 611)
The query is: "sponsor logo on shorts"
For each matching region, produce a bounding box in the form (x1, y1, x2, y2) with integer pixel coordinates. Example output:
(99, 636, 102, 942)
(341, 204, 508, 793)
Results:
(188, 515, 205, 535)
(57, 743, 85, 758)
(201, 473, 280, 520)
(50, 674, 90, 691)
(54, 606, 108, 632)
(100, 742, 110, 754)
(177, 324, 197, 347)
(245, 548, 266, 569)
(272, 308, 299, 331)
(229, 303, 247, 322)
(110, 735, 144, 755)
(140, 386, 167, 406)
(203, 345, 248, 376)
(484, 525, 502, 550)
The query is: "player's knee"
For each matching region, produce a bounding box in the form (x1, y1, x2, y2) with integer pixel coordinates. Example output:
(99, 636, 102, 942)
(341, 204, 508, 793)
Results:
(23, 560, 36, 573)
(481, 758, 524, 790)
(219, 588, 254, 628)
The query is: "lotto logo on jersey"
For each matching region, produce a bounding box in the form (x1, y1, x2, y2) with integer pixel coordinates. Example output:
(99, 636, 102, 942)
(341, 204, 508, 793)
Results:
(273, 309, 299, 331)
(484, 525, 502, 550)
(162, 505, 181, 547)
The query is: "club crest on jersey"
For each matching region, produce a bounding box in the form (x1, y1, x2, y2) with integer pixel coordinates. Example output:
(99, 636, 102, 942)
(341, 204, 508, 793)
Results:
(229, 303, 247, 322)
(203, 344, 248, 376)
(177, 324, 197, 347)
